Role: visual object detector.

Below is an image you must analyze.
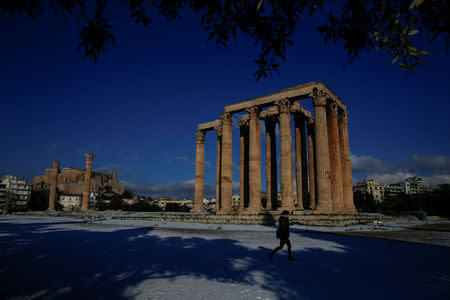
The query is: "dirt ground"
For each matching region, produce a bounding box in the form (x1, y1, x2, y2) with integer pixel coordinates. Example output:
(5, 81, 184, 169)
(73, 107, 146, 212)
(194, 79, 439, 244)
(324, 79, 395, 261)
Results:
(336, 223, 450, 247)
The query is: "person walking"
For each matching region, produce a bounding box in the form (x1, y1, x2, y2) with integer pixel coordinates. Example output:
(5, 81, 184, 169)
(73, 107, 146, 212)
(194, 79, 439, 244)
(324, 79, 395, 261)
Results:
(268, 210, 295, 261)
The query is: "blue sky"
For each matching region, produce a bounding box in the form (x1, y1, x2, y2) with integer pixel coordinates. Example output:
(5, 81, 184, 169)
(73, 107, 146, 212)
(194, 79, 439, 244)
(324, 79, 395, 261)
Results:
(1, 5, 449, 199)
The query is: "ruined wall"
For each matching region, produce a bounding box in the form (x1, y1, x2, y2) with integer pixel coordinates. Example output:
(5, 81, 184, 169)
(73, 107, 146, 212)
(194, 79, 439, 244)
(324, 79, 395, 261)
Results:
(32, 168, 125, 195)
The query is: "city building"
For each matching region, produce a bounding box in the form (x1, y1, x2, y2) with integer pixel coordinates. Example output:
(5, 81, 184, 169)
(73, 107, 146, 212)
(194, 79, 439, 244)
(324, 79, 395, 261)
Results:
(0, 175, 32, 212)
(59, 194, 82, 210)
(353, 179, 385, 202)
(405, 176, 431, 194)
(158, 197, 193, 209)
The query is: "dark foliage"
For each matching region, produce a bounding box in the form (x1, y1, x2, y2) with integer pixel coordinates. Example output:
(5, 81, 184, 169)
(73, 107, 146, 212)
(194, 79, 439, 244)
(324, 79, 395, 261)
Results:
(28, 190, 50, 211)
(2, 0, 448, 79)
(354, 189, 450, 217)
(164, 202, 191, 212)
(122, 201, 161, 212)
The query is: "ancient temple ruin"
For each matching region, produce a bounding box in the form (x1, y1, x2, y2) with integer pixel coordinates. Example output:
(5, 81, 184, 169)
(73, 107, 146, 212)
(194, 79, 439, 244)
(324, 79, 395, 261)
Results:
(192, 82, 357, 215)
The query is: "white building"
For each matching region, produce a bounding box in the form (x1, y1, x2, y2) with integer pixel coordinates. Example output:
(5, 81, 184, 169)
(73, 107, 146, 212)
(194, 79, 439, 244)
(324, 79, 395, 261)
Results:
(405, 176, 431, 194)
(158, 197, 193, 209)
(59, 194, 81, 210)
(0, 175, 32, 212)
(354, 179, 385, 202)
(386, 177, 431, 195)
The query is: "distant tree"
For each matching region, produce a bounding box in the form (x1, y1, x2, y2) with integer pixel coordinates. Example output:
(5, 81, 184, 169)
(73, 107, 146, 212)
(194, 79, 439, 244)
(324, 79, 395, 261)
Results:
(164, 203, 191, 212)
(122, 189, 133, 199)
(123, 201, 161, 212)
(28, 190, 49, 211)
(1, 0, 448, 79)
(353, 190, 379, 212)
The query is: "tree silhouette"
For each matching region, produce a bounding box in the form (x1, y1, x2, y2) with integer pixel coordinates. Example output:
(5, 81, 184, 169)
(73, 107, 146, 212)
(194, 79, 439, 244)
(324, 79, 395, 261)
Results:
(2, 0, 448, 79)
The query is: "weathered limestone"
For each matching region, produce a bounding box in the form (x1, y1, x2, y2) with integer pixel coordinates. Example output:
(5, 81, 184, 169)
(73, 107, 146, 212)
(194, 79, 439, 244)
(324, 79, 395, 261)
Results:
(311, 91, 332, 213)
(81, 154, 95, 211)
(218, 113, 233, 214)
(246, 106, 263, 214)
(327, 101, 345, 212)
(294, 112, 308, 209)
(338, 111, 357, 214)
(194, 82, 356, 216)
(264, 117, 277, 210)
(48, 161, 60, 211)
(192, 130, 206, 213)
(238, 120, 249, 212)
(307, 119, 316, 209)
(215, 126, 222, 213)
(277, 99, 295, 211)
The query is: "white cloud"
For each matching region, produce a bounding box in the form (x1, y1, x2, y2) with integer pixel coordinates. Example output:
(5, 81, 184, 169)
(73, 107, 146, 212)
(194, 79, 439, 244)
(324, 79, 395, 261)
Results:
(351, 153, 450, 186)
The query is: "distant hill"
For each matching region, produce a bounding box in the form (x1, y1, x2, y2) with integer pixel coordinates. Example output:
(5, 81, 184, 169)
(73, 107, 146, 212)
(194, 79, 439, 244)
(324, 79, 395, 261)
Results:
(32, 167, 125, 195)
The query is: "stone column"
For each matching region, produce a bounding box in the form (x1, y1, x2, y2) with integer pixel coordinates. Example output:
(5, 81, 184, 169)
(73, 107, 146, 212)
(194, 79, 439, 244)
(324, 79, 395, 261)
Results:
(215, 126, 222, 213)
(264, 117, 277, 210)
(48, 161, 60, 211)
(294, 112, 308, 210)
(192, 130, 206, 213)
(277, 99, 295, 211)
(327, 101, 344, 213)
(219, 112, 233, 214)
(246, 106, 263, 214)
(307, 119, 316, 209)
(238, 120, 249, 212)
(81, 153, 95, 211)
(338, 111, 357, 214)
(310, 90, 332, 213)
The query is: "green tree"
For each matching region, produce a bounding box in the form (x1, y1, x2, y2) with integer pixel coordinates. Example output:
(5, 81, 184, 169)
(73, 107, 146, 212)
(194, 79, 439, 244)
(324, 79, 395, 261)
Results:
(2, 0, 448, 79)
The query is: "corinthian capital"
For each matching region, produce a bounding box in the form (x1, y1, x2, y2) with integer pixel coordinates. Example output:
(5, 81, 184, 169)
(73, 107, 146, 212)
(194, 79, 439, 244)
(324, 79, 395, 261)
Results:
(310, 90, 329, 107)
(53, 161, 60, 169)
(196, 130, 206, 144)
(215, 126, 223, 139)
(237, 120, 248, 127)
(275, 99, 291, 114)
(245, 106, 260, 120)
(85, 153, 95, 162)
(220, 112, 233, 125)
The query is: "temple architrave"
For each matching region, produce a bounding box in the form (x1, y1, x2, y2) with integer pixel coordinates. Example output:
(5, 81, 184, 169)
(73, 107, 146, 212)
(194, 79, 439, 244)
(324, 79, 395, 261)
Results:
(192, 82, 357, 215)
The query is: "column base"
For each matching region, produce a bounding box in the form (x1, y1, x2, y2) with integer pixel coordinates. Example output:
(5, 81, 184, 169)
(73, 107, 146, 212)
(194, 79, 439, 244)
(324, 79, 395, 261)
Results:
(190, 206, 205, 213)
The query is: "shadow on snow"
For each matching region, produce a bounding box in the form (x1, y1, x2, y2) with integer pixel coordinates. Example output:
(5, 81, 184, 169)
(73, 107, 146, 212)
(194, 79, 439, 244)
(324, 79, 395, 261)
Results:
(0, 217, 449, 300)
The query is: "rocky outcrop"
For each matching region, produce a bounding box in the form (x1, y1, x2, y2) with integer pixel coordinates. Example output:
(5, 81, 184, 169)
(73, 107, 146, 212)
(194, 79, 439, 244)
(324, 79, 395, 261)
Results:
(32, 167, 125, 195)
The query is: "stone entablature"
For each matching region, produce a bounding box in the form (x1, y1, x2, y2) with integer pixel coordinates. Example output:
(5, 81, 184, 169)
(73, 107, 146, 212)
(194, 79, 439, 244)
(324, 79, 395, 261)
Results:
(193, 82, 357, 215)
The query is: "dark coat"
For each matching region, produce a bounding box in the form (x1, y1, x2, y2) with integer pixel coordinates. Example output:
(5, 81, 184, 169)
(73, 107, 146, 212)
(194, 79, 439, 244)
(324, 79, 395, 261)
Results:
(278, 215, 290, 239)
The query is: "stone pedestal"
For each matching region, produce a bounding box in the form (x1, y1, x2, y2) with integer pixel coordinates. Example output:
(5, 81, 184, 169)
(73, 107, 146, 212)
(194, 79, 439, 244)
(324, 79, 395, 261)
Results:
(311, 91, 332, 213)
(238, 120, 249, 212)
(81, 154, 95, 211)
(192, 130, 206, 213)
(264, 117, 277, 210)
(277, 99, 295, 211)
(246, 107, 263, 214)
(218, 113, 233, 214)
(307, 120, 316, 209)
(339, 111, 357, 214)
(48, 161, 60, 211)
(327, 102, 344, 212)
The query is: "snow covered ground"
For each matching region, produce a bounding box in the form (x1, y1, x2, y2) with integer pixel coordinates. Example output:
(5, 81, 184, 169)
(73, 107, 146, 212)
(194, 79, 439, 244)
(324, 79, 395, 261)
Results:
(1, 215, 449, 300)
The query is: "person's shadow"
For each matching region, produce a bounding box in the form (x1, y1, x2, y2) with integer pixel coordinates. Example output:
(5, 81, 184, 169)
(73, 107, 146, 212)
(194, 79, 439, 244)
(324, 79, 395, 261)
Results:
(0, 216, 449, 300)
